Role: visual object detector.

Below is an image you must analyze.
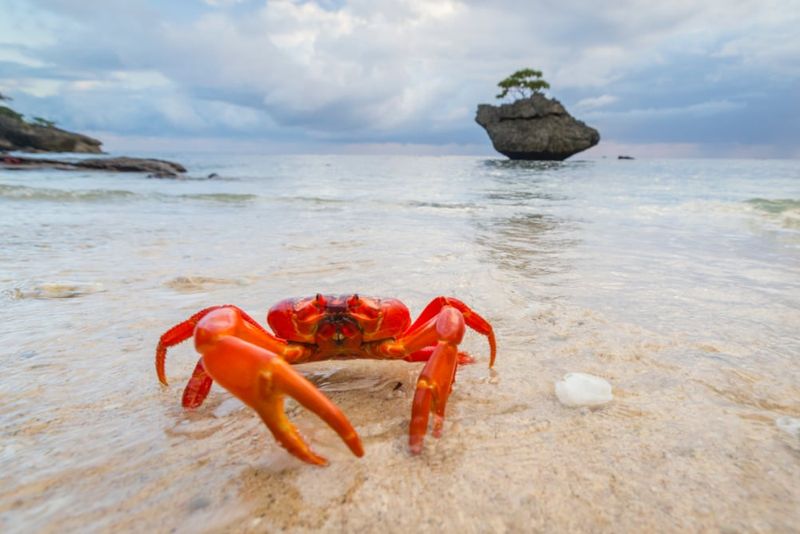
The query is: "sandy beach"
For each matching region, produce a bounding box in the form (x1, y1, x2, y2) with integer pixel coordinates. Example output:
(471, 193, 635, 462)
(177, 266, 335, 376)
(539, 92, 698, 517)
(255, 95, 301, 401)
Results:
(2, 156, 799, 532)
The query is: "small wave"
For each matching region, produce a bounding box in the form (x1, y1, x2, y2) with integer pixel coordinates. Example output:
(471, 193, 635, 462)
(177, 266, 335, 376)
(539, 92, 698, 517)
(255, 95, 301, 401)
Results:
(745, 198, 800, 229)
(6, 282, 105, 300)
(406, 200, 478, 210)
(0, 184, 262, 204)
(745, 198, 800, 214)
(282, 196, 347, 205)
(176, 193, 258, 203)
(485, 191, 568, 203)
(0, 184, 136, 202)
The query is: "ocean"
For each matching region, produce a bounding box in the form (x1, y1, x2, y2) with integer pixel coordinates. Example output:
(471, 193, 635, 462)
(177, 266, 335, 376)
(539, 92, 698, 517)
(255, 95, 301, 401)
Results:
(1, 154, 799, 532)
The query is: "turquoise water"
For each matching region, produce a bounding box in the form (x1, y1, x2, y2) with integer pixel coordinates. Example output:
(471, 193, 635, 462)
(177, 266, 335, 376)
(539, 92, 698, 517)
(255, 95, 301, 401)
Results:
(1, 155, 799, 531)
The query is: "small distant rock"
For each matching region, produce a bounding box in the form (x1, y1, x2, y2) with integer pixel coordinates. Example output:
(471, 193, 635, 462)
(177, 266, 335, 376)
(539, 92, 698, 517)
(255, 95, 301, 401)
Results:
(618, 155, 635, 160)
(554, 372, 613, 407)
(475, 94, 600, 160)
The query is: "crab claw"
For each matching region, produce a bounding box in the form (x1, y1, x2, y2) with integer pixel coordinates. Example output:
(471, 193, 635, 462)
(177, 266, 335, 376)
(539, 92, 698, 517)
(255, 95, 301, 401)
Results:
(195, 308, 363, 465)
(253, 356, 364, 465)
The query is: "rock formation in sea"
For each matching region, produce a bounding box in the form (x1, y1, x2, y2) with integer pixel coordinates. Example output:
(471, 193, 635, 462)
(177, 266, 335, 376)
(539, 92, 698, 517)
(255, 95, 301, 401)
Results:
(475, 93, 600, 160)
(0, 113, 103, 153)
(1, 155, 187, 178)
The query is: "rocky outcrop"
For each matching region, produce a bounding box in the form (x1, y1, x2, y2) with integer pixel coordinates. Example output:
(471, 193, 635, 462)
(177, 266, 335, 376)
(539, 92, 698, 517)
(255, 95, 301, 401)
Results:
(0, 114, 103, 153)
(475, 94, 599, 160)
(1, 155, 186, 178)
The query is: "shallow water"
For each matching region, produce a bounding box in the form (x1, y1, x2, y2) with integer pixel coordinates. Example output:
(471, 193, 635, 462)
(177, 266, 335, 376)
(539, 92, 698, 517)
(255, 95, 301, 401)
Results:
(1, 155, 799, 532)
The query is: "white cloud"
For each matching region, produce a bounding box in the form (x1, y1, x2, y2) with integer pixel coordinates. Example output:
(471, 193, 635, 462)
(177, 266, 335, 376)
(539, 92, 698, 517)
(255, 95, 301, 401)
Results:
(585, 99, 745, 120)
(575, 94, 619, 111)
(155, 96, 207, 129)
(8, 78, 62, 97)
(1, 0, 798, 155)
(109, 70, 173, 90)
(0, 47, 46, 68)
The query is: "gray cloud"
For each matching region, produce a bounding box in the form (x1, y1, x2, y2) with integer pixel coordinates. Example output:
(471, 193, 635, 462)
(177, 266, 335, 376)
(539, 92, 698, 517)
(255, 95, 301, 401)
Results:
(0, 0, 798, 155)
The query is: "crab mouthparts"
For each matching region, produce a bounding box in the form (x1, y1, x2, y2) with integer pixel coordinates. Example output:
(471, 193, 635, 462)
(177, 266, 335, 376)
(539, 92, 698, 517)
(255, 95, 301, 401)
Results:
(316, 315, 362, 347)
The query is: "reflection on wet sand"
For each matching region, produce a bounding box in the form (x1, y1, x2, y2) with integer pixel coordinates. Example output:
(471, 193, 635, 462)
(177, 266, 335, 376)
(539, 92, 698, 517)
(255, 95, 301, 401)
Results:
(475, 162, 578, 279)
(476, 212, 576, 277)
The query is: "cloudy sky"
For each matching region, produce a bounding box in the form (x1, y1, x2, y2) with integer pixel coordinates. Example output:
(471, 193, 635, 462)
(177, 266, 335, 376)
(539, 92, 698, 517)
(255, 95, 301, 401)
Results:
(1, 0, 798, 157)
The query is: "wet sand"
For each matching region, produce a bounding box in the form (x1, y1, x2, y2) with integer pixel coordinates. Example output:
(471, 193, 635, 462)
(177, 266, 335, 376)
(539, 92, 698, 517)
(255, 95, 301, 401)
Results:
(3, 289, 798, 533)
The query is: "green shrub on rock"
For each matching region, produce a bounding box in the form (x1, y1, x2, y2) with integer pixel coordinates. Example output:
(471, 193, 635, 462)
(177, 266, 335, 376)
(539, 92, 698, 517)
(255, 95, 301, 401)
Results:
(496, 69, 550, 101)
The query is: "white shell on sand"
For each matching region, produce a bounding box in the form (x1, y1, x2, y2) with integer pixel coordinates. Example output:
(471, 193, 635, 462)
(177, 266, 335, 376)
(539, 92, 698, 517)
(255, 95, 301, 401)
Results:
(555, 373, 613, 407)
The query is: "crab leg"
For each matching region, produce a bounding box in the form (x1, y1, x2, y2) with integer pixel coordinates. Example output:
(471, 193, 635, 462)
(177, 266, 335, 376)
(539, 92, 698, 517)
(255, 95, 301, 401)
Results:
(194, 308, 363, 465)
(156, 305, 312, 408)
(182, 360, 214, 409)
(381, 305, 467, 454)
(404, 296, 497, 367)
(404, 347, 475, 365)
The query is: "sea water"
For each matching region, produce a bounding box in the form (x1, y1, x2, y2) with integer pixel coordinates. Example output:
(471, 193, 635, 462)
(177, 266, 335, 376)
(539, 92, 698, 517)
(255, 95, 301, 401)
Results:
(1, 155, 798, 532)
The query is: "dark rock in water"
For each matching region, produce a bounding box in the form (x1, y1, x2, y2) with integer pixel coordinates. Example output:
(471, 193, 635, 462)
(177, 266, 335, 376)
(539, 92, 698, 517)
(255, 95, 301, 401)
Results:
(0, 114, 102, 153)
(618, 155, 635, 160)
(77, 156, 186, 175)
(1, 155, 186, 177)
(475, 94, 600, 160)
(1, 104, 185, 175)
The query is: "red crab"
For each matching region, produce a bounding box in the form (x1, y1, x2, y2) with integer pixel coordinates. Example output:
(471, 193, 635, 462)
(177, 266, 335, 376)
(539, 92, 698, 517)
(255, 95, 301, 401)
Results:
(156, 294, 496, 465)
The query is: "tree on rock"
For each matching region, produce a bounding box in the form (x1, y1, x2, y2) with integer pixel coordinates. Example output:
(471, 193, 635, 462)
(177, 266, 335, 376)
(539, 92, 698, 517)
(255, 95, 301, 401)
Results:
(0, 92, 58, 126)
(0, 92, 24, 121)
(32, 117, 57, 128)
(496, 69, 550, 101)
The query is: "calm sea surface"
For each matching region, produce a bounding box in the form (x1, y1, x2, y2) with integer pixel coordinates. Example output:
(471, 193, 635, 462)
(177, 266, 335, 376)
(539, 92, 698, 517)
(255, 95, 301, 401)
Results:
(1, 154, 799, 532)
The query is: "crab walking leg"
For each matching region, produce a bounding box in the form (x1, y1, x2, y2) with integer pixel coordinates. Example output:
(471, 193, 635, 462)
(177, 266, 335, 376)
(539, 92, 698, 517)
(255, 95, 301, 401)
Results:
(404, 297, 497, 367)
(182, 360, 214, 409)
(397, 306, 466, 454)
(194, 308, 363, 466)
